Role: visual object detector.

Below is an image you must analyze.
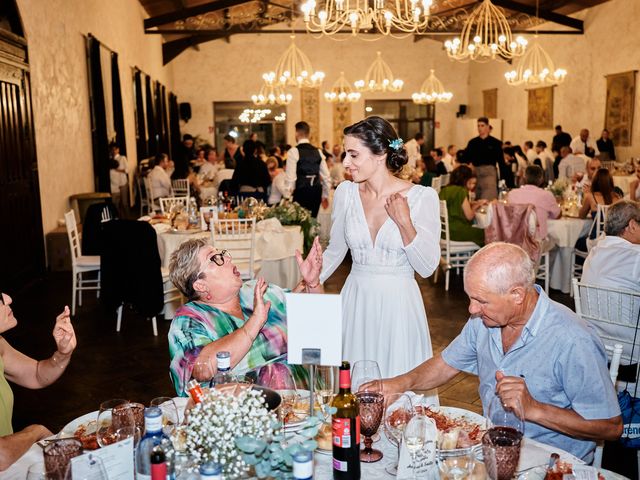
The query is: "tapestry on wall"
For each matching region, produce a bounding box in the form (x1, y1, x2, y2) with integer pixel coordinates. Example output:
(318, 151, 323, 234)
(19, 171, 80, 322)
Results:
(527, 87, 553, 130)
(300, 87, 320, 146)
(333, 103, 351, 147)
(483, 89, 498, 118)
(605, 71, 636, 147)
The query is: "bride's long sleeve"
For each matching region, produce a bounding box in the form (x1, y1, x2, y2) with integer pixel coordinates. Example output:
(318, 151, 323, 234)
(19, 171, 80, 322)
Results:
(320, 182, 350, 283)
(402, 187, 442, 278)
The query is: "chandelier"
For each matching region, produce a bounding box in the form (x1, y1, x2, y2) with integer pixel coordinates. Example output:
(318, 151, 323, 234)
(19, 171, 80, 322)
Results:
(411, 69, 453, 104)
(354, 52, 403, 92)
(504, 39, 567, 86)
(239, 109, 271, 123)
(251, 73, 293, 106)
(444, 0, 527, 62)
(324, 72, 361, 103)
(264, 36, 325, 88)
(300, 0, 434, 36)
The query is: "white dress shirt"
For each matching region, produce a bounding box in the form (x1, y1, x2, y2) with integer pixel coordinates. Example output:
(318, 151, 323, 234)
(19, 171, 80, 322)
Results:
(109, 154, 128, 194)
(525, 149, 537, 164)
(148, 165, 172, 199)
(404, 139, 421, 170)
(284, 139, 331, 199)
(442, 153, 454, 172)
(199, 161, 219, 180)
(557, 154, 586, 179)
(268, 171, 287, 205)
(570, 136, 600, 156)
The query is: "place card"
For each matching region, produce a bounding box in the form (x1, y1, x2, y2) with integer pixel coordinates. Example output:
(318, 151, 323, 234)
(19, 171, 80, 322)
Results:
(71, 437, 134, 479)
(571, 465, 599, 480)
(397, 417, 438, 480)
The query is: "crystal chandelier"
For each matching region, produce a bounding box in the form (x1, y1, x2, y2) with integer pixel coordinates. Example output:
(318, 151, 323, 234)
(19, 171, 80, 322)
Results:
(300, 0, 434, 36)
(444, 0, 527, 62)
(504, 39, 567, 86)
(239, 109, 272, 123)
(264, 36, 325, 88)
(411, 69, 453, 104)
(354, 52, 403, 92)
(324, 72, 361, 103)
(251, 73, 293, 106)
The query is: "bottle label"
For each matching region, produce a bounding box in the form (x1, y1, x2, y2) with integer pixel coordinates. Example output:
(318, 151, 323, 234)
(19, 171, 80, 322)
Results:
(339, 369, 350, 389)
(333, 458, 348, 472)
(332, 416, 360, 448)
(151, 463, 167, 480)
(144, 414, 163, 433)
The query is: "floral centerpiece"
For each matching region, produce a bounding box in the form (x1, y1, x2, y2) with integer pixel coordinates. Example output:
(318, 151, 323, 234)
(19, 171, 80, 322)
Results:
(184, 387, 322, 479)
(261, 200, 319, 254)
(549, 178, 569, 198)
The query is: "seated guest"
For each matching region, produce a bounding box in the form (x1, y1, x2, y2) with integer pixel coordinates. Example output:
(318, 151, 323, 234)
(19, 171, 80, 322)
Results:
(148, 153, 173, 200)
(579, 168, 621, 219)
(266, 157, 287, 205)
(535, 140, 555, 184)
(199, 148, 221, 180)
(453, 148, 470, 169)
(168, 238, 324, 395)
(378, 243, 622, 462)
(578, 157, 602, 191)
(430, 148, 448, 176)
(0, 295, 76, 470)
(439, 165, 487, 247)
(508, 165, 561, 241)
(419, 156, 438, 188)
(442, 145, 456, 172)
(269, 146, 285, 168)
(557, 147, 586, 180)
(231, 140, 271, 201)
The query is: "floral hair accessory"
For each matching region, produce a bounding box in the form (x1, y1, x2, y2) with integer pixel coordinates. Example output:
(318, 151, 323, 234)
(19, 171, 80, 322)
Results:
(389, 138, 404, 151)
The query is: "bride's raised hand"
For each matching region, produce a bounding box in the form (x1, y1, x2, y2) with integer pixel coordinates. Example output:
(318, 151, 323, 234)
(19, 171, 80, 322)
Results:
(385, 193, 411, 228)
(295, 236, 323, 286)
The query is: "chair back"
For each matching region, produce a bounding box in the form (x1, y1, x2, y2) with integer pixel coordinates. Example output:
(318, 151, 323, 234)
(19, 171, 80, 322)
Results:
(64, 210, 82, 263)
(160, 196, 189, 215)
(585, 203, 609, 251)
(431, 176, 442, 193)
(143, 175, 156, 213)
(210, 217, 257, 280)
(573, 278, 640, 370)
(440, 173, 450, 187)
(172, 179, 190, 199)
(439, 200, 451, 264)
(485, 202, 541, 262)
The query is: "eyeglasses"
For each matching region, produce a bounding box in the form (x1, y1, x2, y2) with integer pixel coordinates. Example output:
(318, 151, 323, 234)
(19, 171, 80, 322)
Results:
(208, 250, 231, 267)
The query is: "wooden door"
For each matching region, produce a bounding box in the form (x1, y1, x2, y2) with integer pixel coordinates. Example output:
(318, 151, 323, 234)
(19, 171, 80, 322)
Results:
(0, 29, 45, 290)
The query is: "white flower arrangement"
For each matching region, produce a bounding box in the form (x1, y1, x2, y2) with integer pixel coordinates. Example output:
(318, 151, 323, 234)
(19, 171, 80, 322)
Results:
(185, 388, 277, 478)
(550, 178, 569, 197)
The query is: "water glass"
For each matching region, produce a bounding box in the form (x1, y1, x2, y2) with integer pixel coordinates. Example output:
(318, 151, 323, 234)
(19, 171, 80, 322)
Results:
(482, 427, 523, 480)
(150, 397, 180, 436)
(96, 399, 129, 447)
(43, 439, 82, 480)
(383, 393, 414, 475)
(437, 447, 476, 480)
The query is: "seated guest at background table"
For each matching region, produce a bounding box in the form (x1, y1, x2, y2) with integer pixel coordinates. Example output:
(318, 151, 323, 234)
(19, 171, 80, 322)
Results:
(557, 146, 586, 180)
(148, 153, 173, 200)
(535, 140, 555, 184)
(269, 146, 285, 168)
(442, 145, 456, 172)
(430, 148, 448, 176)
(579, 168, 621, 220)
(377, 243, 622, 462)
(439, 165, 487, 247)
(508, 165, 561, 241)
(0, 294, 76, 471)
(577, 157, 601, 192)
(266, 157, 286, 205)
(168, 238, 324, 395)
(419, 155, 438, 188)
(630, 162, 640, 202)
(570, 128, 600, 157)
(198, 148, 221, 180)
(453, 148, 470, 169)
(231, 140, 271, 202)
(596, 129, 616, 162)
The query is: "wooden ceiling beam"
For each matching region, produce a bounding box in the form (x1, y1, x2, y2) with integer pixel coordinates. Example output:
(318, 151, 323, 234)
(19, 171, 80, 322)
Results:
(153, 27, 584, 35)
(144, 0, 253, 29)
(491, 0, 583, 31)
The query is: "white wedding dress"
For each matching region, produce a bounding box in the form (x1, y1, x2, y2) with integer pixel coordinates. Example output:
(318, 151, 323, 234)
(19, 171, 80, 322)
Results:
(320, 181, 441, 382)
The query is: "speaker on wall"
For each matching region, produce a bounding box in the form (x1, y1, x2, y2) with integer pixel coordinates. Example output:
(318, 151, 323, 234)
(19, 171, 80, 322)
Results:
(456, 104, 467, 118)
(179, 102, 192, 122)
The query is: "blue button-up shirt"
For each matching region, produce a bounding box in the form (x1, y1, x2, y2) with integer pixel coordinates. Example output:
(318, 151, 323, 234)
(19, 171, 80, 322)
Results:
(441, 285, 620, 461)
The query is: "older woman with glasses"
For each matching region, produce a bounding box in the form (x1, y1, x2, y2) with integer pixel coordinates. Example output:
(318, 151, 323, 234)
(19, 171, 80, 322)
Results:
(168, 237, 324, 396)
(0, 294, 76, 470)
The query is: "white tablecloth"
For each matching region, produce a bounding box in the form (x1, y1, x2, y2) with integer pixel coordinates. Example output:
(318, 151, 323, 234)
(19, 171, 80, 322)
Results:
(613, 175, 634, 197)
(547, 217, 591, 293)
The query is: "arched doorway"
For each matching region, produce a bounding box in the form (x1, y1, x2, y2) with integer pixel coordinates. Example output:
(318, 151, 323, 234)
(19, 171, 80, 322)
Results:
(0, 1, 45, 290)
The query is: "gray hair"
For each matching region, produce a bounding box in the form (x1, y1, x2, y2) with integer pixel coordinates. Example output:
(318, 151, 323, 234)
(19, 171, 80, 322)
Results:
(605, 200, 640, 236)
(464, 242, 535, 294)
(169, 238, 209, 301)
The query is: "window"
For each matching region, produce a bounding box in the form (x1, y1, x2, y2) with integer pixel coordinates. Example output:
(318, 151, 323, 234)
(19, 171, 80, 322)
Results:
(364, 100, 435, 152)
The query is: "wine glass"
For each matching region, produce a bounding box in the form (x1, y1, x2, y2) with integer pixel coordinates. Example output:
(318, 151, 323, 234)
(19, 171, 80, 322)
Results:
(356, 380, 384, 463)
(96, 399, 129, 447)
(383, 393, 414, 475)
(351, 360, 382, 393)
(115, 426, 142, 447)
(483, 395, 524, 480)
(150, 397, 180, 437)
(314, 366, 337, 417)
(486, 394, 525, 434)
(404, 415, 428, 480)
(257, 363, 299, 442)
(436, 447, 476, 480)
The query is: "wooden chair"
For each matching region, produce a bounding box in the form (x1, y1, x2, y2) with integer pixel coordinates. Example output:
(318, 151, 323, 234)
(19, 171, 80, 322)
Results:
(64, 210, 101, 315)
(433, 200, 480, 291)
(210, 217, 258, 280)
(159, 196, 189, 215)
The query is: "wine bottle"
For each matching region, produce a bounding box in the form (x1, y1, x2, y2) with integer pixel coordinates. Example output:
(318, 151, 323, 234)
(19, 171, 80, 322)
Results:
(331, 361, 360, 480)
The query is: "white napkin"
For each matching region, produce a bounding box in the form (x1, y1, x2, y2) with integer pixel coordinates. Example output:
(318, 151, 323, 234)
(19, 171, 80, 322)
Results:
(397, 417, 438, 480)
(256, 217, 285, 233)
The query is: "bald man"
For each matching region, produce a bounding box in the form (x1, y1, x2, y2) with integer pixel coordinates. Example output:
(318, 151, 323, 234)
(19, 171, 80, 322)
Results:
(570, 129, 600, 157)
(379, 243, 622, 462)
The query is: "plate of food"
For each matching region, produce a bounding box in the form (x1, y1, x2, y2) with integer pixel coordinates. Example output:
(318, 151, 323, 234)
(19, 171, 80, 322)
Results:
(415, 405, 486, 450)
(59, 411, 100, 450)
(315, 421, 332, 455)
(518, 461, 612, 480)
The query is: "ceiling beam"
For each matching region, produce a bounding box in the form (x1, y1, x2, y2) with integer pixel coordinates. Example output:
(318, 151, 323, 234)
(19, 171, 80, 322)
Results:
(144, 0, 253, 30)
(491, 0, 583, 31)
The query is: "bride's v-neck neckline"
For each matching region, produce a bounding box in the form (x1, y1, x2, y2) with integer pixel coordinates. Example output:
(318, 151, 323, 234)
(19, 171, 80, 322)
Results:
(355, 184, 418, 248)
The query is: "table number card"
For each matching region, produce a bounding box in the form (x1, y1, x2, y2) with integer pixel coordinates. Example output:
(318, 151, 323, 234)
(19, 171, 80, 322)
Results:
(397, 417, 438, 480)
(71, 437, 134, 479)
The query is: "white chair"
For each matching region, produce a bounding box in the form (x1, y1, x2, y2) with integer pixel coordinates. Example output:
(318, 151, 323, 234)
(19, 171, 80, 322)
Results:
(572, 277, 640, 469)
(171, 179, 190, 200)
(211, 217, 258, 280)
(433, 200, 481, 291)
(571, 203, 609, 289)
(159, 196, 189, 215)
(440, 173, 450, 187)
(143, 175, 157, 214)
(64, 210, 101, 315)
(431, 176, 442, 194)
(115, 268, 181, 337)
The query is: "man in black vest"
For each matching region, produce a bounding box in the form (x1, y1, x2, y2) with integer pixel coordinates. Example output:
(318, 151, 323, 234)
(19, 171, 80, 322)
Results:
(284, 121, 331, 217)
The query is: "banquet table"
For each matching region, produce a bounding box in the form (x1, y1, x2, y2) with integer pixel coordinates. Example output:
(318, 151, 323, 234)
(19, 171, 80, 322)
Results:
(547, 217, 591, 293)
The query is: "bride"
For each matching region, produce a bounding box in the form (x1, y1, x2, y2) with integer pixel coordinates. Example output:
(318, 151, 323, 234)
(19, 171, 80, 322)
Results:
(320, 116, 441, 381)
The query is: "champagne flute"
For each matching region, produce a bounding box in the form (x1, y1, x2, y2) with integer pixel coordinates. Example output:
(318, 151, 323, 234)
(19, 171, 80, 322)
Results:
(383, 393, 414, 475)
(404, 415, 428, 480)
(315, 365, 337, 417)
(96, 399, 128, 447)
(150, 397, 180, 437)
(356, 380, 384, 463)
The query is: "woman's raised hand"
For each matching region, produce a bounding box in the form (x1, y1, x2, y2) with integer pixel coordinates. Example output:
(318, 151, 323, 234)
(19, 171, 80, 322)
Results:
(295, 236, 323, 286)
(252, 278, 272, 327)
(52, 306, 76, 355)
(385, 193, 411, 228)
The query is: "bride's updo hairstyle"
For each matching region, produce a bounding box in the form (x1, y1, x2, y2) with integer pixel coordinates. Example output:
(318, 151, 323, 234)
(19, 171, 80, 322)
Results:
(343, 116, 408, 174)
